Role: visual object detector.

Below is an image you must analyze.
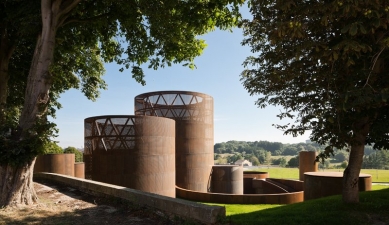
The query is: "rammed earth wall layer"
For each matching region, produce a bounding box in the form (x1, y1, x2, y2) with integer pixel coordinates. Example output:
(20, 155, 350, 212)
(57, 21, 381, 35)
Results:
(34, 173, 225, 225)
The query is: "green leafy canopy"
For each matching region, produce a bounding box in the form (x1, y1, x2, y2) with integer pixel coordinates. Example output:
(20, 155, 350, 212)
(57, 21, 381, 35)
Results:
(0, 0, 245, 166)
(241, 0, 389, 155)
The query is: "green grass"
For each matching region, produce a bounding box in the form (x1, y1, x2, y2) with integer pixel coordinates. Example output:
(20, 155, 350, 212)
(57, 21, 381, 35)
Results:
(325, 169, 389, 182)
(207, 187, 389, 225)
(251, 167, 299, 179)
(371, 184, 389, 191)
(250, 167, 389, 182)
(359, 169, 389, 182)
(207, 203, 282, 216)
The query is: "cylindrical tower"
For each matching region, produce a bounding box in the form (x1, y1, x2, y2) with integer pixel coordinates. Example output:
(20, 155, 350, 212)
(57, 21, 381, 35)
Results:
(84, 115, 175, 197)
(211, 165, 243, 194)
(34, 154, 75, 176)
(299, 151, 318, 181)
(304, 172, 372, 200)
(134, 91, 214, 192)
(74, 162, 85, 179)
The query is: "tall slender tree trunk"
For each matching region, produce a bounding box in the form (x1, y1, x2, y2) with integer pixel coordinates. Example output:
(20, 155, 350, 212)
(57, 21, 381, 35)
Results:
(342, 117, 370, 203)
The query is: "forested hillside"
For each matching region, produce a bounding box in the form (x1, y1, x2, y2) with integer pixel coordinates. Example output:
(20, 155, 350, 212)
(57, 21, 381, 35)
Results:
(214, 140, 389, 169)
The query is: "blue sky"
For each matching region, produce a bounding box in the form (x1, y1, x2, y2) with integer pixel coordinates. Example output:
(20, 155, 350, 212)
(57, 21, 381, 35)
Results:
(52, 6, 311, 148)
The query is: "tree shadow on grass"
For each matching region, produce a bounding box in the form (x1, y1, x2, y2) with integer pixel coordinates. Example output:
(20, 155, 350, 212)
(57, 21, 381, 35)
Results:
(227, 188, 389, 225)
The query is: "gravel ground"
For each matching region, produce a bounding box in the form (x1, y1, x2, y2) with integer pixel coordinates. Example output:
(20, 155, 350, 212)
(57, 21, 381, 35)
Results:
(0, 181, 186, 225)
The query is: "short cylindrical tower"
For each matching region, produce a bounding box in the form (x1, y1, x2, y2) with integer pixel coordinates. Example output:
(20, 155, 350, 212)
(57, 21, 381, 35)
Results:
(84, 115, 175, 197)
(134, 91, 214, 192)
(299, 151, 318, 181)
(210, 165, 243, 194)
(74, 162, 85, 179)
(34, 154, 75, 176)
(304, 172, 372, 200)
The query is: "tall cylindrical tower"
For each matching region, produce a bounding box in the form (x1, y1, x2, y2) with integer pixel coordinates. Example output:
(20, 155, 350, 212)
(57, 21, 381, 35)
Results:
(299, 151, 318, 181)
(134, 91, 214, 192)
(84, 115, 176, 197)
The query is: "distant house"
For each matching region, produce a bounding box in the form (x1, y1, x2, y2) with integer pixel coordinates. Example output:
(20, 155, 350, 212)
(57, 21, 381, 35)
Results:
(234, 159, 252, 167)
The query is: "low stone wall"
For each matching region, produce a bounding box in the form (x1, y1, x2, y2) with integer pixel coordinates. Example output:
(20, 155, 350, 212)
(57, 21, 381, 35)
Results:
(34, 173, 225, 224)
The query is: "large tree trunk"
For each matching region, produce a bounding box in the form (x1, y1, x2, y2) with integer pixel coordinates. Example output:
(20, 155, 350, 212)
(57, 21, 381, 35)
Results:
(3, 0, 73, 208)
(0, 158, 37, 207)
(19, 0, 80, 130)
(342, 117, 370, 203)
(19, 1, 59, 131)
(1, 0, 81, 208)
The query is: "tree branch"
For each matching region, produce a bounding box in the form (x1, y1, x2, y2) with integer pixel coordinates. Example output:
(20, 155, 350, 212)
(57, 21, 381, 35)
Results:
(60, 13, 111, 27)
(59, 0, 83, 19)
(364, 46, 385, 89)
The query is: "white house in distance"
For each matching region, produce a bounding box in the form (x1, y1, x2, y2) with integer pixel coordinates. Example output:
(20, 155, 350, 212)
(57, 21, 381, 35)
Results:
(234, 159, 252, 167)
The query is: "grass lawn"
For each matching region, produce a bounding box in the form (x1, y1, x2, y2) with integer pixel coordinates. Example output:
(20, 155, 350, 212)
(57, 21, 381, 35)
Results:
(207, 186, 389, 225)
(251, 167, 300, 179)
(250, 167, 389, 182)
(207, 167, 389, 224)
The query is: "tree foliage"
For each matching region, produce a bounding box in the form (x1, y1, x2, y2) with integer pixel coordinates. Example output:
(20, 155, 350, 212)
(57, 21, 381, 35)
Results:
(241, 0, 389, 203)
(214, 140, 322, 156)
(63, 146, 83, 162)
(288, 156, 299, 168)
(1, 0, 245, 165)
(362, 150, 389, 169)
(334, 151, 349, 163)
(227, 153, 243, 164)
(241, 0, 389, 152)
(272, 157, 287, 167)
(250, 155, 260, 166)
(42, 142, 63, 154)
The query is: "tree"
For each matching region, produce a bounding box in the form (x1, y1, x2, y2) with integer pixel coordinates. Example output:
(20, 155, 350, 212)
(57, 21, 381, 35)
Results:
(42, 142, 63, 154)
(253, 149, 267, 163)
(334, 151, 348, 163)
(340, 161, 348, 169)
(63, 146, 83, 162)
(273, 157, 287, 167)
(288, 156, 299, 168)
(216, 157, 228, 165)
(241, 0, 389, 203)
(214, 143, 226, 154)
(265, 151, 272, 166)
(362, 150, 389, 169)
(250, 155, 260, 166)
(279, 157, 287, 167)
(0, 0, 244, 207)
(319, 160, 331, 170)
(282, 146, 299, 156)
(227, 153, 243, 164)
